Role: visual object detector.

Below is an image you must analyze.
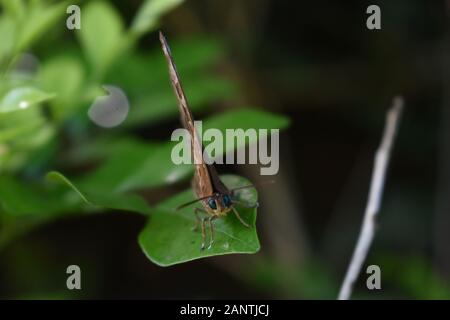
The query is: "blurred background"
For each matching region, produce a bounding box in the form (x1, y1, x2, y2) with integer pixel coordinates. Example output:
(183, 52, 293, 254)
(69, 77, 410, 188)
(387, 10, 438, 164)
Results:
(0, 0, 449, 299)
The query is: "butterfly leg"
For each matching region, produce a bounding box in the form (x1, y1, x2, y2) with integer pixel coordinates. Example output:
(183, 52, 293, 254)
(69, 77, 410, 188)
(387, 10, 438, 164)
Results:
(200, 217, 207, 250)
(207, 216, 217, 250)
(193, 208, 207, 250)
(232, 206, 250, 228)
(192, 207, 206, 231)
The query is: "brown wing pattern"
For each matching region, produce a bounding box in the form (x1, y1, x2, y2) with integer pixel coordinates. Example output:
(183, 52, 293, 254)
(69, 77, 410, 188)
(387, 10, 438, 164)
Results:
(206, 164, 230, 194)
(159, 31, 214, 198)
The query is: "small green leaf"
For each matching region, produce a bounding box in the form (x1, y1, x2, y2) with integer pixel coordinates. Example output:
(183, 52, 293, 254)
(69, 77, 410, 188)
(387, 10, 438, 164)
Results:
(0, 86, 55, 113)
(78, 1, 125, 75)
(131, 0, 185, 36)
(46, 171, 89, 204)
(46, 171, 152, 215)
(0, 104, 55, 171)
(139, 175, 260, 266)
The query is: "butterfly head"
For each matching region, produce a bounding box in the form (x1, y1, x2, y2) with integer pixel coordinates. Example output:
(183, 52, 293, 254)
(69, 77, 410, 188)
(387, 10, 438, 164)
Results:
(206, 194, 233, 216)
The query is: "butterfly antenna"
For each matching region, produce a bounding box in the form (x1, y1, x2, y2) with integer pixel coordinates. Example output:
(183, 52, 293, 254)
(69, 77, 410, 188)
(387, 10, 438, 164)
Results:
(176, 194, 215, 211)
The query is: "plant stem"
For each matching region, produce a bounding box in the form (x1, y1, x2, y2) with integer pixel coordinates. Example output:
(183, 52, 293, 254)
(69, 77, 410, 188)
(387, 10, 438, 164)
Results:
(338, 96, 403, 300)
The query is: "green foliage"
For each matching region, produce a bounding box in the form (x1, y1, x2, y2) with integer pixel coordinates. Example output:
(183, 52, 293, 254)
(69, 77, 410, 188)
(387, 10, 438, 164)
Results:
(38, 56, 84, 121)
(46, 171, 152, 215)
(0, 174, 77, 217)
(72, 108, 288, 193)
(376, 253, 450, 299)
(15, 1, 68, 53)
(239, 257, 338, 299)
(131, 0, 185, 36)
(139, 175, 260, 266)
(75, 140, 191, 193)
(78, 1, 126, 77)
(0, 87, 54, 113)
(0, 0, 290, 267)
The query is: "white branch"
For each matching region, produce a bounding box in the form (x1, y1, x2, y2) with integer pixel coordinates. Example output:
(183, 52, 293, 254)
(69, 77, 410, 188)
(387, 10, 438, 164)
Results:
(338, 96, 404, 300)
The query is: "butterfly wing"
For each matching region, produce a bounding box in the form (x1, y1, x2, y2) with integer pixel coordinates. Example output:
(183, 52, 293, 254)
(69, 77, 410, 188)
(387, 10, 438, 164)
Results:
(159, 32, 214, 199)
(206, 163, 230, 194)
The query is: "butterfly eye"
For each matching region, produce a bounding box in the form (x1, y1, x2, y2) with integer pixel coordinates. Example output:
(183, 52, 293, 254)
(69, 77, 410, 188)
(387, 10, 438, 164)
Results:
(208, 198, 217, 210)
(223, 195, 232, 207)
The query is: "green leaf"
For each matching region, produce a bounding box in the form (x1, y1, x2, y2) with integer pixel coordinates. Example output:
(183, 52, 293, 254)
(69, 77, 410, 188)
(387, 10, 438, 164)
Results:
(125, 76, 236, 127)
(75, 108, 289, 193)
(139, 175, 260, 266)
(1, 0, 26, 21)
(46, 171, 152, 215)
(131, 0, 185, 36)
(0, 171, 151, 249)
(0, 175, 80, 217)
(106, 37, 226, 95)
(38, 56, 85, 121)
(202, 108, 290, 155)
(0, 86, 54, 113)
(0, 115, 44, 143)
(0, 15, 16, 65)
(74, 139, 193, 193)
(0, 173, 81, 250)
(78, 1, 125, 76)
(0, 103, 55, 172)
(104, 37, 232, 127)
(15, 1, 68, 52)
(61, 135, 139, 166)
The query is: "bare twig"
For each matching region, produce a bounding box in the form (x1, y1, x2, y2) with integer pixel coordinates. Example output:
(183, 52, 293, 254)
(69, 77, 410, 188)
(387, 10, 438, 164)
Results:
(338, 97, 404, 300)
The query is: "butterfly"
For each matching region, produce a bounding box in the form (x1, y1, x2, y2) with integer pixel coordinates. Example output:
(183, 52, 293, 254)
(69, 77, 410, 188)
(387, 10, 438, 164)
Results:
(159, 31, 259, 250)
